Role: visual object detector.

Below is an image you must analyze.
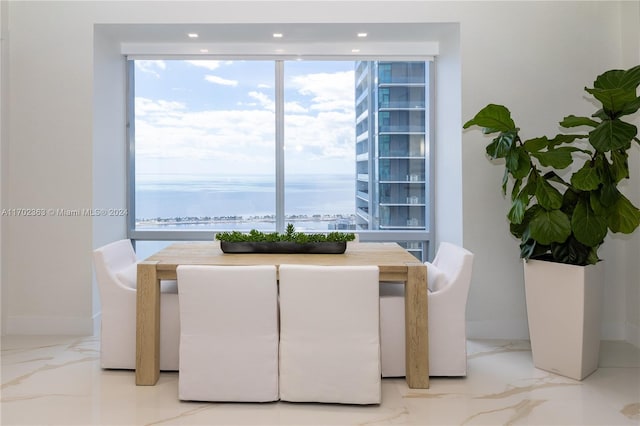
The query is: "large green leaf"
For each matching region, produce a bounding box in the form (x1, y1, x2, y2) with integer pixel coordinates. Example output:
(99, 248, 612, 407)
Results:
(572, 197, 608, 246)
(550, 236, 599, 266)
(464, 104, 516, 133)
(543, 171, 569, 186)
(571, 162, 601, 191)
(589, 66, 640, 113)
(522, 173, 539, 197)
(502, 168, 509, 195)
(620, 96, 640, 117)
(599, 182, 621, 207)
(519, 238, 537, 260)
(511, 205, 539, 239)
(548, 134, 590, 148)
(589, 119, 637, 151)
(593, 65, 640, 91)
(486, 131, 517, 159)
(535, 178, 563, 210)
(506, 146, 531, 179)
(610, 150, 630, 182)
(508, 193, 528, 224)
(586, 87, 637, 113)
(523, 137, 548, 153)
(590, 190, 607, 216)
(562, 188, 581, 216)
(529, 209, 572, 245)
(607, 194, 640, 233)
(531, 147, 578, 169)
(560, 115, 598, 128)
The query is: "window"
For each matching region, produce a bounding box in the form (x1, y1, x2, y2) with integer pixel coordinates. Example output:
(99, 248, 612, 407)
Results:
(128, 59, 433, 260)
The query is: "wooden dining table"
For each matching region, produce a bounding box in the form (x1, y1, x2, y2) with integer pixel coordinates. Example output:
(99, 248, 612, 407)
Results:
(135, 241, 429, 389)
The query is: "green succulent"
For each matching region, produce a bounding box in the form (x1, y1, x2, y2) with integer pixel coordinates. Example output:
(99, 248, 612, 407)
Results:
(216, 223, 356, 244)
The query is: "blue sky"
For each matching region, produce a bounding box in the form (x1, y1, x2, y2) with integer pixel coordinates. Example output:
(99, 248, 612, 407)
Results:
(134, 59, 356, 178)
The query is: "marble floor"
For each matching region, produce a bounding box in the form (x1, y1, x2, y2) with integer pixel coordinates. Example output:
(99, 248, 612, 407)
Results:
(1, 336, 638, 426)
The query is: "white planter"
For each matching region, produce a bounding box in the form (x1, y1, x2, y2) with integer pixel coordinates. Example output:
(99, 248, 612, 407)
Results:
(523, 259, 604, 380)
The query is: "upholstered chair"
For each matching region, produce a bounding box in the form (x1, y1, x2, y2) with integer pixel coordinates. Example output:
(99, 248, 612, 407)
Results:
(278, 264, 381, 404)
(93, 239, 180, 370)
(176, 265, 279, 402)
(379, 242, 474, 377)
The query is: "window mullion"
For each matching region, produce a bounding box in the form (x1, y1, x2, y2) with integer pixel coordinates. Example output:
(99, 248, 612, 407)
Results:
(275, 61, 285, 233)
(126, 59, 136, 241)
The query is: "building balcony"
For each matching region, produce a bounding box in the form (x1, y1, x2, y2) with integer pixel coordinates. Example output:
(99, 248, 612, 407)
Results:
(356, 190, 369, 202)
(378, 125, 425, 133)
(356, 152, 369, 162)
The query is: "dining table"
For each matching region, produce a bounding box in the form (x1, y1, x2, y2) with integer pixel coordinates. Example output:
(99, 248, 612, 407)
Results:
(135, 241, 429, 389)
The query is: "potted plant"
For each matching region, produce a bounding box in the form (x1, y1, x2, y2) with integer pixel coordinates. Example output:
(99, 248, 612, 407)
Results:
(216, 223, 356, 254)
(463, 65, 640, 379)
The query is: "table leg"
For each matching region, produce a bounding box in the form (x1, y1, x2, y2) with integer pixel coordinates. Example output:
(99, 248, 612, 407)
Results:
(135, 261, 160, 385)
(404, 262, 429, 388)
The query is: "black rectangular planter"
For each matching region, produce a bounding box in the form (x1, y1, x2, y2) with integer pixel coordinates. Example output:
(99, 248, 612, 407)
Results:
(220, 241, 347, 254)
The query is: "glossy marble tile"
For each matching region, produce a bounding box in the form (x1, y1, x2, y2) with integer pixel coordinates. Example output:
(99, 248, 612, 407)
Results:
(1, 336, 638, 425)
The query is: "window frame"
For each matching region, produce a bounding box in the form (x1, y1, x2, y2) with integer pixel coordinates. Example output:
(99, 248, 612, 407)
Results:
(126, 58, 435, 261)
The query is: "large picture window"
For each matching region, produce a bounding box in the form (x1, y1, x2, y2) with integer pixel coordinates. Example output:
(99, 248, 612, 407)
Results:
(128, 58, 433, 260)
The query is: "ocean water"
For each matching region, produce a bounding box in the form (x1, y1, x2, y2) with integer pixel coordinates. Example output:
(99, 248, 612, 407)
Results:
(135, 173, 356, 231)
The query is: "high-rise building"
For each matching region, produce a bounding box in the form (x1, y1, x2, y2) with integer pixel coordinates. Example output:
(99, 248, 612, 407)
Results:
(355, 61, 429, 234)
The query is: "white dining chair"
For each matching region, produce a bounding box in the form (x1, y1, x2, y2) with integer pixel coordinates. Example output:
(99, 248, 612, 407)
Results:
(379, 242, 474, 377)
(93, 239, 180, 370)
(278, 264, 381, 404)
(176, 265, 279, 402)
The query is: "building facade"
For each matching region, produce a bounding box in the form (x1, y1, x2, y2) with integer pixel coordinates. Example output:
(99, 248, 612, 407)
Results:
(355, 61, 430, 257)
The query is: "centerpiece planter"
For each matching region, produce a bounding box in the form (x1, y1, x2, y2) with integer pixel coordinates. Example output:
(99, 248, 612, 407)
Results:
(220, 241, 347, 254)
(524, 259, 604, 380)
(216, 224, 355, 255)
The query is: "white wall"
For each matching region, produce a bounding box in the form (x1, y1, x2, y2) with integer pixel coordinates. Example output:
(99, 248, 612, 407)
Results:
(0, 0, 8, 334)
(92, 27, 129, 334)
(2, 1, 638, 342)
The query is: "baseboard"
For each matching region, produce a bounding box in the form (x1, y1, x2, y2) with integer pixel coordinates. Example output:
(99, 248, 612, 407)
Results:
(6, 315, 94, 335)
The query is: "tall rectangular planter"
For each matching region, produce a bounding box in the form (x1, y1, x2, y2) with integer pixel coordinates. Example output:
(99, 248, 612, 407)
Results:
(523, 259, 604, 380)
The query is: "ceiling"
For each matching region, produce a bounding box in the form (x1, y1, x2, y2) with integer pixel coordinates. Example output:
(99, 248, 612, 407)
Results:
(98, 23, 441, 58)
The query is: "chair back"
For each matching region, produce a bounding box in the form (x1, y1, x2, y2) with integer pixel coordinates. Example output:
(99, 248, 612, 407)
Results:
(176, 265, 279, 402)
(93, 239, 137, 299)
(431, 242, 474, 295)
(278, 264, 381, 404)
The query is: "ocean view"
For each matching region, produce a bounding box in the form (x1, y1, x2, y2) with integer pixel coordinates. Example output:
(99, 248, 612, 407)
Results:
(135, 173, 356, 231)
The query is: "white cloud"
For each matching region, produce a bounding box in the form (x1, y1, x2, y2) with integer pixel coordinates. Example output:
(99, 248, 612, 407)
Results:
(283, 70, 356, 161)
(284, 101, 308, 113)
(135, 60, 166, 78)
(186, 60, 232, 71)
(135, 97, 186, 116)
(291, 70, 355, 112)
(134, 97, 276, 175)
(204, 75, 239, 86)
(248, 91, 274, 111)
(135, 68, 356, 175)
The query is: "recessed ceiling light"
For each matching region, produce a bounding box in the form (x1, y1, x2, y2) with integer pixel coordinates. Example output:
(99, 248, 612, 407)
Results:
(200, 49, 209, 53)
(357, 32, 368, 38)
(273, 33, 283, 38)
(187, 33, 199, 38)
(352, 48, 361, 53)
